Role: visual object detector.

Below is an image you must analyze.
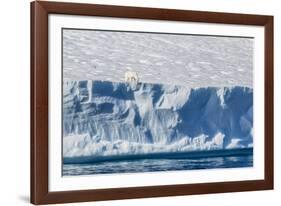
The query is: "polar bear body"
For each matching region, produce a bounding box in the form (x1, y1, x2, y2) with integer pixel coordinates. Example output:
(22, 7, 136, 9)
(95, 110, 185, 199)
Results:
(124, 71, 139, 83)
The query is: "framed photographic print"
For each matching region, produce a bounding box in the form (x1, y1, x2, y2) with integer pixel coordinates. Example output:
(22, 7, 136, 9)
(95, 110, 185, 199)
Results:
(30, 1, 274, 204)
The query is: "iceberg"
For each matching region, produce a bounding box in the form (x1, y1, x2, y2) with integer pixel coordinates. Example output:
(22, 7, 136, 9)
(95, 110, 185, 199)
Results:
(63, 80, 253, 161)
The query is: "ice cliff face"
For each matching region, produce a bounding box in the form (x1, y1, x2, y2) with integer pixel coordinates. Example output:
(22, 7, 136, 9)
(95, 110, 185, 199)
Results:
(63, 80, 253, 158)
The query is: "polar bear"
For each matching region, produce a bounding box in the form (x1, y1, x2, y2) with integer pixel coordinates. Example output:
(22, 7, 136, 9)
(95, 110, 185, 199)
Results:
(124, 70, 139, 84)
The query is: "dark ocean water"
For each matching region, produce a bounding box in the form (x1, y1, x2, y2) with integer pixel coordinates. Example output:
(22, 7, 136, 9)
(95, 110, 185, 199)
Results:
(62, 151, 253, 176)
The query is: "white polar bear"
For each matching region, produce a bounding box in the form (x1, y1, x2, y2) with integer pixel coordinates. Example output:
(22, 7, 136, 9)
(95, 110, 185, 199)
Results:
(124, 70, 139, 84)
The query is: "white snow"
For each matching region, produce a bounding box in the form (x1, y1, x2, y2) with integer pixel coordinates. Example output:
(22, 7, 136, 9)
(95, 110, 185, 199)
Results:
(226, 139, 245, 149)
(217, 88, 227, 108)
(63, 29, 253, 88)
(63, 80, 253, 159)
(63, 132, 226, 158)
(156, 84, 191, 110)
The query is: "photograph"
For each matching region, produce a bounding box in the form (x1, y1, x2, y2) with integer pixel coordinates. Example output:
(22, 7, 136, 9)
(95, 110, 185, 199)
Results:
(62, 29, 254, 176)
(30, 1, 273, 204)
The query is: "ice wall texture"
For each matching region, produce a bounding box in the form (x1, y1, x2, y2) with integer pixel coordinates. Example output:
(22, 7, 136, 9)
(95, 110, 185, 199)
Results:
(63, 30, 253, 88)
(63, 80, 253, 158)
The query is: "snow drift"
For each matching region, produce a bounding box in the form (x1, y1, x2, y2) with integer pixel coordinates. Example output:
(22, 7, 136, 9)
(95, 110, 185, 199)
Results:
(63, 80, 253, 159)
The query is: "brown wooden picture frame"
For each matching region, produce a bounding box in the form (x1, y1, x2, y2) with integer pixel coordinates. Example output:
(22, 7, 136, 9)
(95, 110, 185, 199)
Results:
(31, 1, 274, 204)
